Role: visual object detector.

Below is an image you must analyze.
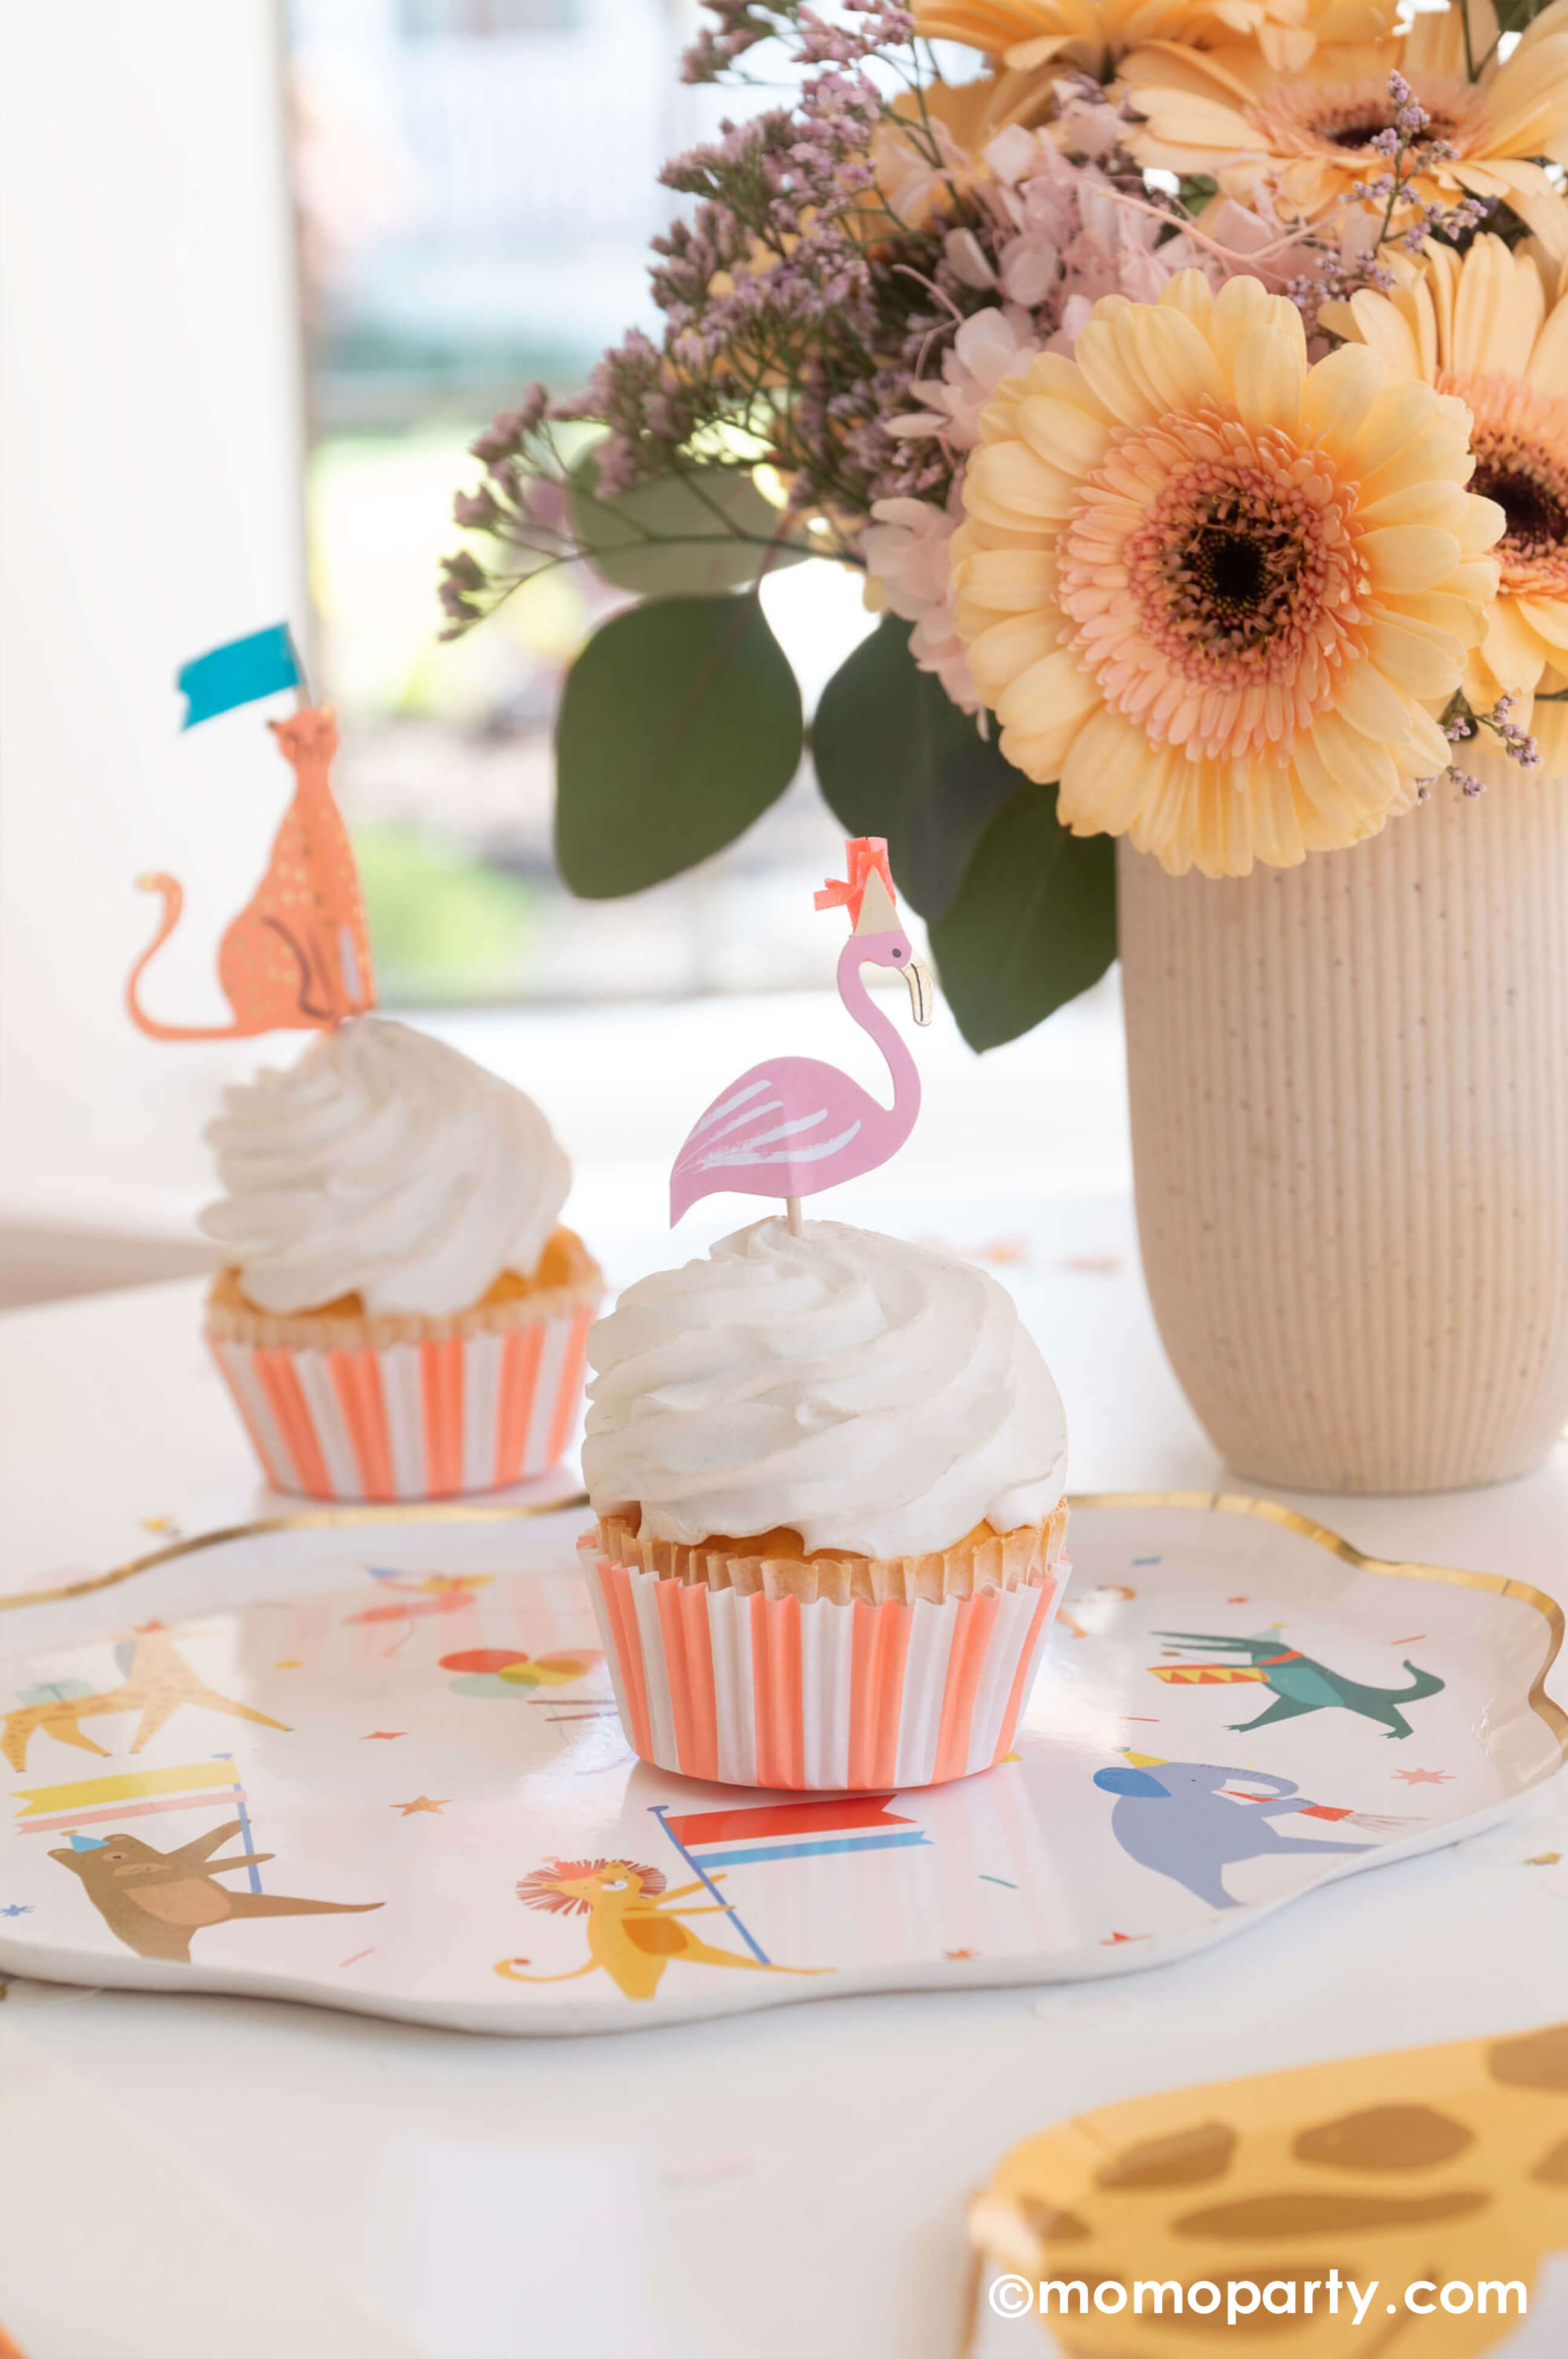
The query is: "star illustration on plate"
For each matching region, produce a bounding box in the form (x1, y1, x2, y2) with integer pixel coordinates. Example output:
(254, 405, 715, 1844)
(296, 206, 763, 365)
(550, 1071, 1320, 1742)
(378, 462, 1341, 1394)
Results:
(943, 1947, 978, 1960)
(360, 1731, 407, 1741)
(391, 1796, 449, 1816)
(1, 1902, 33, 1917)
(1393, 1767, 1453, 1786)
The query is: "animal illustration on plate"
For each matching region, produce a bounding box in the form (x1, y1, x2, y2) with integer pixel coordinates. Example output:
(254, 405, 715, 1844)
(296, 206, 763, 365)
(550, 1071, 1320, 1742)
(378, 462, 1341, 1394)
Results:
(49, 1822, 382, 1963)
(1151, 1627, 1446, 1738)
(1093, 1758, 1378, 1912)
(2, 1630, 289, 1772)
(495, 1859, 832, 2001)
(342, 1571, 494, 1628)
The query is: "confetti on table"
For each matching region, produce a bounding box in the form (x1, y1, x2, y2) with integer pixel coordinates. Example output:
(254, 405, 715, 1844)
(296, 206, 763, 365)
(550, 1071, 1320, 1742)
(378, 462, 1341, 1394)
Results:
(979, 1874, 1018, 1889)
(1, 1905, 33, 1919)
(339, 1948, 376, 1968)
(1101, 1930, 1150, 1945)
(945, 1947, 979, 1960)
(360, 1731, 406, 1741)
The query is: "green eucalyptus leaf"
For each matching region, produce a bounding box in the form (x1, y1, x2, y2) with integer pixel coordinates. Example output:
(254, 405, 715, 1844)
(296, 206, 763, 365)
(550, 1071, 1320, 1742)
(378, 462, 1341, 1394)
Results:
(812, 615, 1023, 925)
(569, 453, 809, 596)
(1176, 171, 1218, 212)
(929, 780, 1117, 1051)
(555, 593, 803, 898)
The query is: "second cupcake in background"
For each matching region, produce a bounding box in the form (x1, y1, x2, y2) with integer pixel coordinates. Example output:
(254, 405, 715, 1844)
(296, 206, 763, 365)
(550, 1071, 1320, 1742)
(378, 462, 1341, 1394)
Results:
(582, 1214, 1069, 1791)
(201, 1016, 602, 1500)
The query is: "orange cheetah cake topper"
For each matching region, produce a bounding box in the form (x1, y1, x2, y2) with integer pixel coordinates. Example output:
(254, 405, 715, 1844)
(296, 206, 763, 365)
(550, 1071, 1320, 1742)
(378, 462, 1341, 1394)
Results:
(126, 624, 376, 1040)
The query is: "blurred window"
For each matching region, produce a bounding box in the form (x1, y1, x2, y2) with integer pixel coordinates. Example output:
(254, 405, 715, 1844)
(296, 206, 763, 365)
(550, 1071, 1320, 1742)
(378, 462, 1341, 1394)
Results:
(399, 2, 582, 33)
(288, 0, 866, 1008)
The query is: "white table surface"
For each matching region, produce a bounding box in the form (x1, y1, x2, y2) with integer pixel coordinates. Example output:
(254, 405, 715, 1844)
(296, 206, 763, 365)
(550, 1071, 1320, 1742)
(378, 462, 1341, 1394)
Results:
(2, 1191, 1566, 2359)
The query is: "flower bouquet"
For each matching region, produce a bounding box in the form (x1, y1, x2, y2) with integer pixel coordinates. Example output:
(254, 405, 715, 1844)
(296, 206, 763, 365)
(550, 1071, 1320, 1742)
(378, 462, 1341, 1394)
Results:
(443, 0, 1568, 1493)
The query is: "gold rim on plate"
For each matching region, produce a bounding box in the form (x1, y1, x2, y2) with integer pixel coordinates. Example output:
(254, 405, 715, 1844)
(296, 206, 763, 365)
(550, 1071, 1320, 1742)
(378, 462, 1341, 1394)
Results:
(1, 1486, 1562, 1749)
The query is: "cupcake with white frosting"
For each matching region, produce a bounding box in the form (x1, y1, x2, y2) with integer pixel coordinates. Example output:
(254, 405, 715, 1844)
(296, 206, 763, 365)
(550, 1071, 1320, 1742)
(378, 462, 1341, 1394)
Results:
(579, 1216, 1069, 1791)
(200, 1016, 601, 1500)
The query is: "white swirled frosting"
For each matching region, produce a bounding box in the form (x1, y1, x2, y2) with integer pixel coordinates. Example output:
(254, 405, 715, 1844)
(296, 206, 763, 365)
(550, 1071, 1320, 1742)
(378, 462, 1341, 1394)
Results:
(200, 1017, 571, 1316)
(583, 1217, 1066, 1558)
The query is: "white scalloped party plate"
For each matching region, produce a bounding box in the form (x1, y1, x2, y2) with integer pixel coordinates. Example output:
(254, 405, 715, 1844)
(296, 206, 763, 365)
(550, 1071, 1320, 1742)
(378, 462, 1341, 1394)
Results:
(1, 1496, 1561, 2034)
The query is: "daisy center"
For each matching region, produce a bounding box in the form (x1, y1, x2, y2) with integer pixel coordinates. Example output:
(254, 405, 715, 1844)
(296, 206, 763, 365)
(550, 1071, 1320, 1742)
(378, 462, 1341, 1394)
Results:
(1058, 410, 1367, 765)
(1167, 506, 1308, 644)
(1477, 460, 1566, 553)
(1442, 370, 1568, 596)
(1263, 72, 1480, 162)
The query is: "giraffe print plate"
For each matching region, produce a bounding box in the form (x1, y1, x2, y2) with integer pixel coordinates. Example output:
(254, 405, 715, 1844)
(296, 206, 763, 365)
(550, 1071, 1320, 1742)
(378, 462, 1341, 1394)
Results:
(0, 1496, 1561, 2034)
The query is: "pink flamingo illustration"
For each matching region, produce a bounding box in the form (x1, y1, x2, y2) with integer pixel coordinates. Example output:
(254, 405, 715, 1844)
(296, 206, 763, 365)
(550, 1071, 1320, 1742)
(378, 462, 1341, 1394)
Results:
(342, 1573, 492, 1627)
(670, 839, 934, 1228)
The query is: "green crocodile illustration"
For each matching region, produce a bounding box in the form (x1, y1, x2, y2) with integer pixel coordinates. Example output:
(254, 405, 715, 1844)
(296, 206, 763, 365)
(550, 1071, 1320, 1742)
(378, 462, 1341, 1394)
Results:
(1153, 1629, 1445, 1740)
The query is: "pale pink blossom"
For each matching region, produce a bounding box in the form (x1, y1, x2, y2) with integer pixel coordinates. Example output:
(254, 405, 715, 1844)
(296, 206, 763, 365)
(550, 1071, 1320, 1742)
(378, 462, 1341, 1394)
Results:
(870, 113, 973, 230)
(883, 307, 1041, 450)
(943, 226, 996, 290)
(862, 491, 980, 713)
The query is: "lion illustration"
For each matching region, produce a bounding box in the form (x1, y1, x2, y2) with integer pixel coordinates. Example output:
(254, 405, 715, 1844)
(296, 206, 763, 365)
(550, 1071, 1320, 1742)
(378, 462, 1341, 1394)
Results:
(495, 1856, 830, 2001)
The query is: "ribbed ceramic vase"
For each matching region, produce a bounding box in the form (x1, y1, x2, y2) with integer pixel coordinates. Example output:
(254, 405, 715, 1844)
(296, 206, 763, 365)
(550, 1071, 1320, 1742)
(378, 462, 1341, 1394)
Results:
(1119, 776, 1568, 1493)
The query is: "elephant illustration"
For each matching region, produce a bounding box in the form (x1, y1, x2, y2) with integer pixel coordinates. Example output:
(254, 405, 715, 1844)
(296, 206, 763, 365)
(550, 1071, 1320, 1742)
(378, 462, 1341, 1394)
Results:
(1093, 1759, 1376, 1912)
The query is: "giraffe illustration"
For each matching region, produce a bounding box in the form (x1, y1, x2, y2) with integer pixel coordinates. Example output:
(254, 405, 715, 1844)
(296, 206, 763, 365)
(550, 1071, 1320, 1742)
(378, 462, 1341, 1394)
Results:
(2, 1630, 289, 1772)
(495, 1859, 832, 2001)
(126, 703, 374, 1039)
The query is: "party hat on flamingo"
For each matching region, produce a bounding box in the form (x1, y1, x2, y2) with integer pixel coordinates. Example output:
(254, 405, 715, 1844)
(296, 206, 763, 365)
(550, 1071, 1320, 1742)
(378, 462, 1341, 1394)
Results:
(668, 838, 934, 1229)
(126, 623, 376, 1042)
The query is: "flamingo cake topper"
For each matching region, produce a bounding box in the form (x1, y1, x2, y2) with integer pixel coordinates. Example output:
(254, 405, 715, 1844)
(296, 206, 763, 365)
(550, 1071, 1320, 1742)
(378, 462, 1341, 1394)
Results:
(126, 624, 376, 1043)
(669, 838, 934, 1230)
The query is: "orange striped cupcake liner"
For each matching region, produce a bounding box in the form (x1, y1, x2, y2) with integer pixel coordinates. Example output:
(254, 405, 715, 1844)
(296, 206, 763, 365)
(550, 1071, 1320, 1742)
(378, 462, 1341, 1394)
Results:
(581, 1527, 1069, 1792)
(206, 1259, 600, 1501)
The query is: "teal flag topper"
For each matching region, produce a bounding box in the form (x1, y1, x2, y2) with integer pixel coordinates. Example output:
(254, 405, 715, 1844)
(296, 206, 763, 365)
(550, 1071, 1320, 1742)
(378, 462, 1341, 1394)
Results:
(176, 622, 302, 729)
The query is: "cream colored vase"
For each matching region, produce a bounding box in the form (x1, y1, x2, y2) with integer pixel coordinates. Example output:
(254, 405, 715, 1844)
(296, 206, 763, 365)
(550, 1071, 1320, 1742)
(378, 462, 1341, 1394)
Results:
(1118, 778, 1568, 1493)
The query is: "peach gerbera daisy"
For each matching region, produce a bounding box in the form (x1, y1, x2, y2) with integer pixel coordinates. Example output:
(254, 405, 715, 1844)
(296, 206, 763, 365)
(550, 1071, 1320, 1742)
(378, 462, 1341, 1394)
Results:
(1121, 1, 1568, 258)
(1324, 232, 1568, 772)
(951, 272, 1503, 876)
(914, 0, 1392, 79)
